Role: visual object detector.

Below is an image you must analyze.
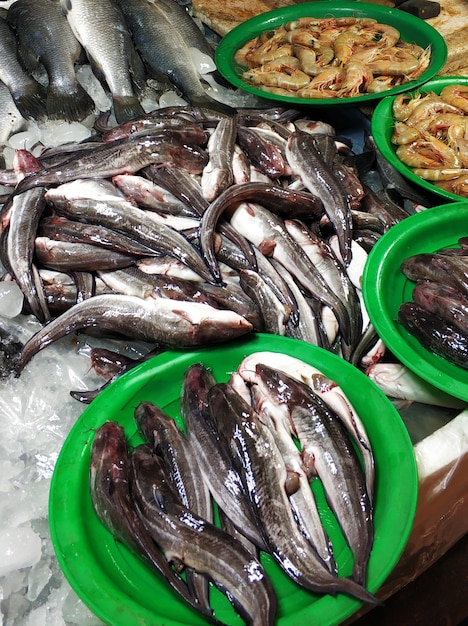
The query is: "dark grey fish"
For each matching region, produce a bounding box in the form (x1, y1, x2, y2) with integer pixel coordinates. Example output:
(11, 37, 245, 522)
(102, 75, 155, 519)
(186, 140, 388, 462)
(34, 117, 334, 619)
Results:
(208, 383, 378, 604)
(180, 363, 266, 550)
(398, 301, 468, 369)
(401, 253, 468, 297)
(238, 269, 289, 335)
(34, 236, 135, 271)
(60, 0, 146, 123)
(237, 126, 290, 179)
(201, 116, 237, 201)
(7, 0, 95, 122)
(14, 293, 252, 374)
(286, 131, 353, 266)
(89, 421, 201, 611)
(0, 16, 47, 120)
(114, 0, 235, 115)
(413, 280, 468, 334)
(360, 185, 410, 230)
(129, 444, 277, 626)
(255, 365, 374, 586)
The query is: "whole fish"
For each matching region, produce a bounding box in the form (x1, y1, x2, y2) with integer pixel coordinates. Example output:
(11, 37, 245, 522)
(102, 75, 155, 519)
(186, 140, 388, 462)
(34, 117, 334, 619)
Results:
(7, 0, 95, 122)
(201, 116, 237, 201)
(255, 365, 374, 586)
(34, 237, 135, 271)
(60, 0, 146, 123)
(0, 16, 47, 120)
(237, 126, 290, 179)
(398, 301, 468, 369)
(14, 294, 252, 374)
(239, 269, 289, 335)
(401, 253, 468, 297)
(44, 177, 127, 207)
(286, 131, 353, 266)
(129, 444, 277, 626)
(413, 280, 468, 334)
(208, 383, 378, 604)
(134, 402, 212, 612)
(180, 363, 266, 549)
(114, 0, 234, 115)
(89, 421, 202, 613)
(13, 132, 209, 195)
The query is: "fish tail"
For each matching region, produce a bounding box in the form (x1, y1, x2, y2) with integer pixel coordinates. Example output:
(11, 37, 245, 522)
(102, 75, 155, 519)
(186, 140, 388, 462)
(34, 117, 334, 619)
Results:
(47, 83, 95, 122)
(336, 576, 382, 606)
(13, 86, 47, 121)
(112, 95, 146, 124)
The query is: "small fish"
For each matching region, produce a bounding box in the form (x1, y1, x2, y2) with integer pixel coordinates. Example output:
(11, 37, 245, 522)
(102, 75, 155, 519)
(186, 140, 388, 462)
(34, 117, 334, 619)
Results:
(7, 0, 95, 122)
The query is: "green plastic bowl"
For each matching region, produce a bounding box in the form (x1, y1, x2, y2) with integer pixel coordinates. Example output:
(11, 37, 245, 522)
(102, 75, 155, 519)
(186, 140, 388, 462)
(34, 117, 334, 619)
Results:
(215, 1, 447, 107)
(372, 76, 468, 202)
(363, 203, 468, 402)
(49, 334, 417, 626)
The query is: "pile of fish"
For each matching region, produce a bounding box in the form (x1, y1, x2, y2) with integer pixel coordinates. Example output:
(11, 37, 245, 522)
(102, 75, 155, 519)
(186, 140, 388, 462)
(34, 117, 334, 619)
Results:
(0, 98, 437, 383)
(398, 239, 468, 369)
(90, 351, 377, 625)
(0, 0, 232, 138)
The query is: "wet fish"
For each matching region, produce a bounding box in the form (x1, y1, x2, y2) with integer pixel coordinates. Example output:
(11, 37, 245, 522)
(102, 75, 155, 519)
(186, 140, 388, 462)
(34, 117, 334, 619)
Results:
(413, 280, 468, 334)
(254, 365, 374, 586)
(201, 116, 237, 201)
(180, 363, 266, 549)
(0, 15, 47, 120)
(401, 253, 468, 297)
(398, 301, 468, 369)
(114, 0, 234, 115)
(239, 268, 289, 335)
(286, 131, 353, 266)
(60, 0, 145, 123)
(14, 293, 252, 374)
(208, 382, 377, 604)
(89, 421, 201, 612)
(34, 236, 135, 271)
(7, 0, 95, 122)
(129, 444, 277, 626)
(0, 81, 26, 144)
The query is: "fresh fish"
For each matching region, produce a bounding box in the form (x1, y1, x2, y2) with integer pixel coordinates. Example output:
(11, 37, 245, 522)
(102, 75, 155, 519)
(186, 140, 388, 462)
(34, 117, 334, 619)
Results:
(201, 116, 237, 201)
(102, 113, 206, 143)
(13, 131, 209, 195)
(398, 301, 468, 369)
(44, 177, 127, 207)
(34, 236, 135, 271)
(245, 365, 337, 573)
(14, 294, 252, 374)
(239, 268, 289, 335)
(412, 280, 468, 334)
(180, 363, 266, 549)
(89, 421, 201, 612)
(7, 0, 95, 122)
(212, 201, 353, 344)
(114, 0, 234, 115)
(60, 0, 145, 123)
(208, 383, 377, 604)
(0, 16, 47, 120)
(366, 362, 467, 409)
(255, 365, 374, 586)
(360, 185, 410, 230)
(401, 253, 468, 297)
(199, 281, 263, 330)
(6, 150, 49, 323)
(237, 126, 290, 178)
(286, 131, 353, 266)
(129, 444, 277, 626)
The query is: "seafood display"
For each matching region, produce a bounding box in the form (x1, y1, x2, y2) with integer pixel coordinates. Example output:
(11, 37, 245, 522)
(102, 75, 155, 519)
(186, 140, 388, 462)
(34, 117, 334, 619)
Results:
(391, 83, 468, 197)
(89, 353, 377, 625)
(399, 240, 468, 369)
(235, 17, 431, 99)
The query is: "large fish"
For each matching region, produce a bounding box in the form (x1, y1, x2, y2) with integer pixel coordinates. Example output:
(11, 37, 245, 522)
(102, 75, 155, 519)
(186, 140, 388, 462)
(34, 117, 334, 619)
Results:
(209, 382, 378, 604)
(7, 0, 95, 122)
(129, 444, 277, 626)
(59, 0, 146, 123)
(14, 294, 252, 374)
(0, 16, 47, 120)
(114, 0, 235, 115)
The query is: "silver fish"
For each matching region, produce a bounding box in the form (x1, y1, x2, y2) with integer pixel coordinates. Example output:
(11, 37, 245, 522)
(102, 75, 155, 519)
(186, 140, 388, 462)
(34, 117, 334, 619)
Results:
(0, 16, 47, 120)
(238, 268, 289, 335)
(60, 0, 145, 123)
(7, 0, 95, 122)
(201, 116, 237, 201)
(34, 236, 135, 271)
(15, 294, 252, 374)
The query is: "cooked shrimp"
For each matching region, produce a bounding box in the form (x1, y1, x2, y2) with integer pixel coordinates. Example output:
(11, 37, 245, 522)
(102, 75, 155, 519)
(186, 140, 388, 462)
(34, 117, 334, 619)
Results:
(440, 84, 468, 113)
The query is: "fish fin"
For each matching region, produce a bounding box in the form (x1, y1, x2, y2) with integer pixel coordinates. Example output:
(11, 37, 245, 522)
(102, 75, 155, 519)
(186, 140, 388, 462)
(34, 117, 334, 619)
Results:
(47, 83, 95, 122)
(13, 86, 47, 121)
(112, 95, 146, 124)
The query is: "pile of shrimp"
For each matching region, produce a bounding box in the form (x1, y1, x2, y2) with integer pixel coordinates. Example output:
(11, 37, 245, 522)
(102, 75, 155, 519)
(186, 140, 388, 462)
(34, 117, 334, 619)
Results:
(234, 16, 431, 99)
(391, 84, 468, 197)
